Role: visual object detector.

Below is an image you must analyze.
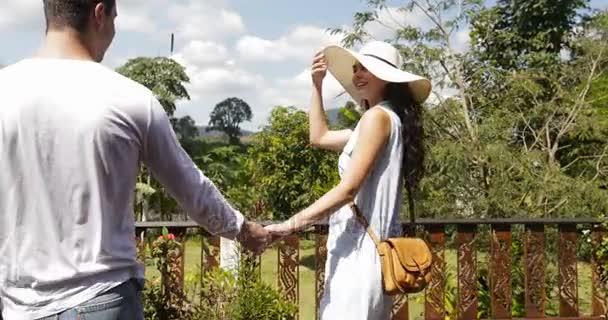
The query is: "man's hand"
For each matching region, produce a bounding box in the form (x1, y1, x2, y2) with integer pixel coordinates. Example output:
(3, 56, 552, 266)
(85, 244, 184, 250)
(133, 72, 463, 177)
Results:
(236, 221, 271, 255)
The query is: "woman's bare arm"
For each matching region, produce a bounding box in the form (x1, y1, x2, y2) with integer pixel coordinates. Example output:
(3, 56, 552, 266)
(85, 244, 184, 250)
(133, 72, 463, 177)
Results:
(266, 107, 391, 234)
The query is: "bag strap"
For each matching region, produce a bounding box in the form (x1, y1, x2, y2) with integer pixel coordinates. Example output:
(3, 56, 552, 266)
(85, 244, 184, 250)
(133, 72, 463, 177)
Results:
(405, 185, 416, 236)
(351, 186, 417, 241)
(350, 203, 382, 248)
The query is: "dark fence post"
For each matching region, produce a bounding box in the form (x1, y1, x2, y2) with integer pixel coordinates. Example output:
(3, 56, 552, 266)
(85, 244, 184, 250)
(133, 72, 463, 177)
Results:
(315, 225, 328, 320)
(592, 226, 607, 316)
(524, 224, 546, 318)
(425, 224, 446, 320)
(490, 224, 512, 319)
(457, 224, 477, 320)
(278, 234, 300, 320)
(558, 224, 579, 317)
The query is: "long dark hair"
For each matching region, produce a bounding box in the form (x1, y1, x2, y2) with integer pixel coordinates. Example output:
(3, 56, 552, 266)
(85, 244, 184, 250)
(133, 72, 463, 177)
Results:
(384, 83, 425, 222)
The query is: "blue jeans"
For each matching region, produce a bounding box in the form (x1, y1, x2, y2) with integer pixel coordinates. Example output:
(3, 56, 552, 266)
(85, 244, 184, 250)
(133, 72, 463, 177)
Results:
(38, 279, 144, 320)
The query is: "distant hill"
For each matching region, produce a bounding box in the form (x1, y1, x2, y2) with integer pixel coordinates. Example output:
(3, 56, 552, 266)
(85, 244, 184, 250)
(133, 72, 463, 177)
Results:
(195, 108, 342, 141)
(196, 126, 255, 139)
(326, 108, 341, 125)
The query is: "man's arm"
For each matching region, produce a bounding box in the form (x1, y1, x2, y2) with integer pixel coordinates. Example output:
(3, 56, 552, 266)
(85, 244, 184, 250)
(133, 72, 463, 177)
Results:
(140, 96, 268, 251)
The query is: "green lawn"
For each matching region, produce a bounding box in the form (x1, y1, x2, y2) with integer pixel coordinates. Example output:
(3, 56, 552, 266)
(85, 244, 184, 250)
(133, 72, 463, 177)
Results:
(144, 238, 595, 320)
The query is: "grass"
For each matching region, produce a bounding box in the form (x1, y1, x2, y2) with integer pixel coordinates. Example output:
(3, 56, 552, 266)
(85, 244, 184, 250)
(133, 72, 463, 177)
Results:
(144, 238, 596, 320)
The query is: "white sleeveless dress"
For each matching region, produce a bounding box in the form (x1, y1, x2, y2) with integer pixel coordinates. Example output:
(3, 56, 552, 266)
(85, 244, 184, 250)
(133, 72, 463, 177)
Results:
(319, 103, 404, 320)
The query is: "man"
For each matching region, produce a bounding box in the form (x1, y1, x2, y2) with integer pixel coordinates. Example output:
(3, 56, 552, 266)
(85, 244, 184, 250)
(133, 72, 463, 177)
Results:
(0, 0, 270, 319)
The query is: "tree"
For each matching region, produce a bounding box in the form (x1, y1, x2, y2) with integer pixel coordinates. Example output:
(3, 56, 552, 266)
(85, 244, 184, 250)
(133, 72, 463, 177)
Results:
(170, 115, 199, 154)
(333, 1, 608, 219)
(116, 57, 190, 116)
(247, 106, 339, 220)
(208, 97, 253, 144)
(469, 0, 587, 70)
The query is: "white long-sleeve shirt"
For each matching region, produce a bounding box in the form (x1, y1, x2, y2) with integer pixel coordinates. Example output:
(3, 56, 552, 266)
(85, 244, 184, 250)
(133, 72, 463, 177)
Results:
(0, 58, 244, 319)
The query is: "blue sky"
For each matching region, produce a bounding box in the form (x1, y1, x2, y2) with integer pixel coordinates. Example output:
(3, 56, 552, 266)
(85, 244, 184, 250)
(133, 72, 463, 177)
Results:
(1, 0, 606, 131)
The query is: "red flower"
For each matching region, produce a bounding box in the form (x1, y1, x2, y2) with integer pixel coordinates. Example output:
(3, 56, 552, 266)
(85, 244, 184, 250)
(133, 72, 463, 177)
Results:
(158, 235, 164, 241)
(167, 233, 176, 240)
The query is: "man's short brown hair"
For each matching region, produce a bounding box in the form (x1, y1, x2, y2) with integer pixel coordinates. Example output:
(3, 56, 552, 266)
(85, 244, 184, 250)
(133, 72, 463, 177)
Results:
(43, 0, 116, 32)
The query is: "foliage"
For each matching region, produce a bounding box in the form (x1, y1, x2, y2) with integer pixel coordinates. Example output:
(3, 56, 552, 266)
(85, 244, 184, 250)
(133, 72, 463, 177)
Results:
(143, 228, 200, 320)
(140, 230, 296, 320)
(247, 106, 340, 220)
(336, 100, 361, 129)
(208, 97, 253, 145)
(194, 145, 247, 192)
(197, 254, 297, 320)
(191, 144, 264, 216)
(116, 57, 190, 116)
(229, 265, 298, 320)
(474, 238, 558, 318)
(170, 115, 200, 154)
(469, 0, 588, 70)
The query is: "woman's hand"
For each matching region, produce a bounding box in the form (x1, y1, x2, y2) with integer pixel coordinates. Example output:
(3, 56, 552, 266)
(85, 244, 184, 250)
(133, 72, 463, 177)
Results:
(264, 222, 293, 243)
(311, 50, 327, 88)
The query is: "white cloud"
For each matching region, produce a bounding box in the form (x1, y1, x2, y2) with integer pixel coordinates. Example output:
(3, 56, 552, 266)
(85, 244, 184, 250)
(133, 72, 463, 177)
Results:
(260, 69, 346, 108)
(236, 25, 342, 62)
(173, 66, 264, 128)
(168, 1, 245, 41)
(115, 1, 156, 33)
(172, 40, 229, 67)
(452, 28, 471, 53)
(364, 6, 431, 41)
(0, 0, 43, 31)
(236, 36, 284, 61)
(0, 0, 156, 33)
(188, 67, 262, 96)
(172, 52, 349, 130)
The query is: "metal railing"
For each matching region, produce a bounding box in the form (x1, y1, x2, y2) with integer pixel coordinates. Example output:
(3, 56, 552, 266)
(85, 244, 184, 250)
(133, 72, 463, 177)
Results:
(134, 218, 608, 320)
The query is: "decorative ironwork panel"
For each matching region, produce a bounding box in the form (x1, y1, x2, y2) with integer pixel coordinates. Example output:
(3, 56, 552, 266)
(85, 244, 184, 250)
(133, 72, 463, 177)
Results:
(524, 224, 546, 318)
(457, 224, 477, 320)
(490, 224, 512, 319)
(558, 224, 578, 317)
(592, 226, 607, 316)
(425, 225, 446, 320)
(315, 225, 328, 320)
(278, 234, 299, 319)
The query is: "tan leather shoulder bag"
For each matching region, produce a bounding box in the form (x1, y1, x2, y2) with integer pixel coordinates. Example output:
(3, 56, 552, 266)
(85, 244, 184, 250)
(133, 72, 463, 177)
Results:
(350, 202, 432, 295)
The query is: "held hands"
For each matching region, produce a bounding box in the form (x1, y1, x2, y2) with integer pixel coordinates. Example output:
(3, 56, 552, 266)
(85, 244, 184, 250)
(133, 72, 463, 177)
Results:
(237, 220, 298, 254)
(236, 221, 271, 255)
(311, 50, 328, 88)
(264, 222, 293, 243)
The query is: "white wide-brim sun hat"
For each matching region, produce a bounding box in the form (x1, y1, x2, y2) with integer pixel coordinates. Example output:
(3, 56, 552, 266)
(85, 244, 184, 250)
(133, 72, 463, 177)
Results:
(323, 41, 432, 105)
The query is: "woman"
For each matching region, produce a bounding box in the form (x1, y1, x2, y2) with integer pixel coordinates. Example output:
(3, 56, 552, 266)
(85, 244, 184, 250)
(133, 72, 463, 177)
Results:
(265, 41, 431, 319)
